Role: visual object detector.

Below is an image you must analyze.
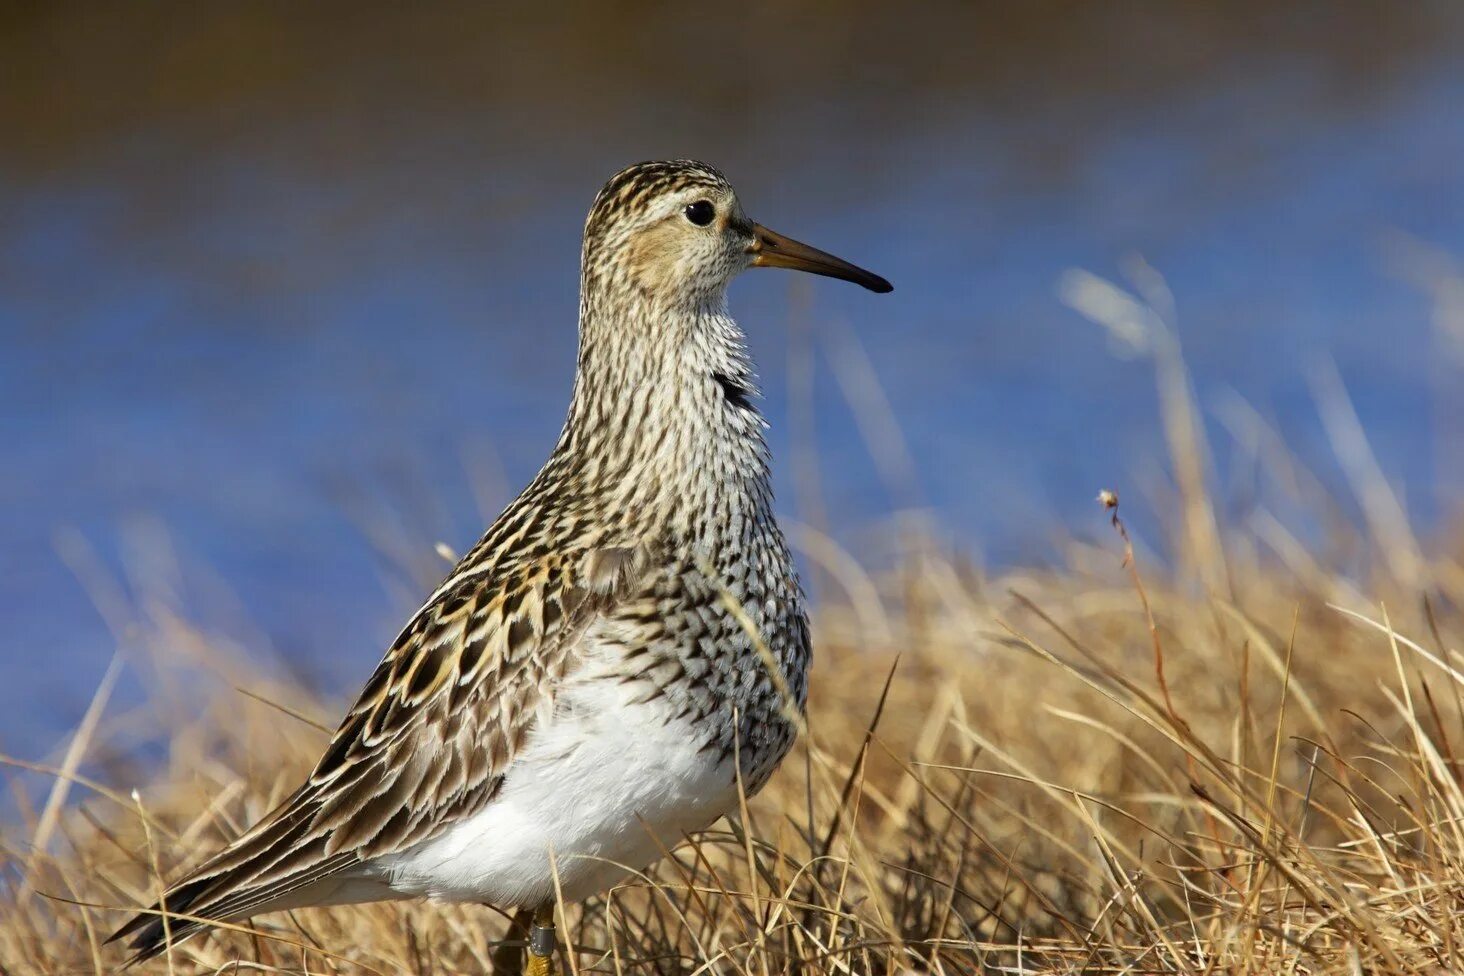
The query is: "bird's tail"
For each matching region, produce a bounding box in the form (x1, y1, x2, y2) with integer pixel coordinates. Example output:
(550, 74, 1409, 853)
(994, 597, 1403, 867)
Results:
(106, 792, 364, 965)
(108, 856, 373, 965)
(108, 872, 222, 965)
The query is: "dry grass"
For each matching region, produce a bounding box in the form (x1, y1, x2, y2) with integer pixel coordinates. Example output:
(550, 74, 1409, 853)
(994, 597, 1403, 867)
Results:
(6, 270, 1464, 974)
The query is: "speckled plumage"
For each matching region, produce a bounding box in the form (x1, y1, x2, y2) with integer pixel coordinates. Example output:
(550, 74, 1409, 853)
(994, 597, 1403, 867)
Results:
(113, 160, 889, 965)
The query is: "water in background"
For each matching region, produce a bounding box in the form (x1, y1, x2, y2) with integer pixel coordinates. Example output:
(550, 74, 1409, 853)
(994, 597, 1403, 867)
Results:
(2, 3, 1462, 760)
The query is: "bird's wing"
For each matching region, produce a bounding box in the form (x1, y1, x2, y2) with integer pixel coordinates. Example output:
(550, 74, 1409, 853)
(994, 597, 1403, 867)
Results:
(110, 542, 643, 962)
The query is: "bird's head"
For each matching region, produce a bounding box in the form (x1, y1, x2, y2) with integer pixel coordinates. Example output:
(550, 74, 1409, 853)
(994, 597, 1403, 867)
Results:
(581, 159, 891, 310)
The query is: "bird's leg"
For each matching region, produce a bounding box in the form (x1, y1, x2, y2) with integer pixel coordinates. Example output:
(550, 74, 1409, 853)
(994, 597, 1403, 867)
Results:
(525, 903, 557, 976)
(490, 906, 534, 975)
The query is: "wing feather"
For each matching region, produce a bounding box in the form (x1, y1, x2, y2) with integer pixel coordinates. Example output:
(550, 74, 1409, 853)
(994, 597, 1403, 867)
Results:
(111, 541, 644, 963)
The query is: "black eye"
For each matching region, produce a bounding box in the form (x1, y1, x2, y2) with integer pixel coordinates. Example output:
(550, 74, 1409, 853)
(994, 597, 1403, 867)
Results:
(683, 200, 716, 226)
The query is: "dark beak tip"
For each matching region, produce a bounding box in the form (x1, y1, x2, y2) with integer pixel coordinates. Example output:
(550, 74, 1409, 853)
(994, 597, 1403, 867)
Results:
(752, 222, 892, 295)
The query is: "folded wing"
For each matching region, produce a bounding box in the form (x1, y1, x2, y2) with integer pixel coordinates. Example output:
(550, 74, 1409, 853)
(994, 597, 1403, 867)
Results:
(110, 544, 635, 963)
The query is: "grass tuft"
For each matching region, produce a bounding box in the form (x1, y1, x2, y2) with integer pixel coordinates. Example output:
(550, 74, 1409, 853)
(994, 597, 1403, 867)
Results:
(6, 270, 1463, 973)
(11, 505, 1464, 973)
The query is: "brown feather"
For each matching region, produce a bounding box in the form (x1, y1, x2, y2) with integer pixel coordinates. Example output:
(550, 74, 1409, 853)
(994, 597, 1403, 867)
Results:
(111, 544, 641, 960)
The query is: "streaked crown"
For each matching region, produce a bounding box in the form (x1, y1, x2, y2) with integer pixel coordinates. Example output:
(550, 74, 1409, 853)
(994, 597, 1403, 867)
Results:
(585, 159, 734, 240)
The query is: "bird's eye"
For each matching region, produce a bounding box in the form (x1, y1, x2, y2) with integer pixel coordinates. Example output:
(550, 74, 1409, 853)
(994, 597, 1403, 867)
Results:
(683, 200, 716, 226)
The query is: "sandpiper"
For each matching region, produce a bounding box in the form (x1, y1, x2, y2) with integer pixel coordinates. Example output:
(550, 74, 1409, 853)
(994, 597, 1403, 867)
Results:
(111, 159, 891, 973)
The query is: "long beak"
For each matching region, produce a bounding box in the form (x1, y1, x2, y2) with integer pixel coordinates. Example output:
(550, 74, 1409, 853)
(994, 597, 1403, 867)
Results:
(750, 223, 893, 294)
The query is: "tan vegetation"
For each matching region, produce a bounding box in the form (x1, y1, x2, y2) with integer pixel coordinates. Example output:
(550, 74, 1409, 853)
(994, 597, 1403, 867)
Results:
(6, 273, 1464, 974)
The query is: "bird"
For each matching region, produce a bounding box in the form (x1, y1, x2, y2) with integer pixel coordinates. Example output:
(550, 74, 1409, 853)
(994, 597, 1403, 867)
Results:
(110, 159, 892, 973)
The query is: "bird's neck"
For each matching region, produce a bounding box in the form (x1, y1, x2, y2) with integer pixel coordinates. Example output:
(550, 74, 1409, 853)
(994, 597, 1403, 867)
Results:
(550, 290, 774, 540)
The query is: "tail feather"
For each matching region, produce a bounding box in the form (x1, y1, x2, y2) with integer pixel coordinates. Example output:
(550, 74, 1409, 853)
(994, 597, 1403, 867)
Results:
(107, 874, 215, 965)
(108, 859, 368, 965)
(110, 866, 396, 965)
(106, 806, 361, 964)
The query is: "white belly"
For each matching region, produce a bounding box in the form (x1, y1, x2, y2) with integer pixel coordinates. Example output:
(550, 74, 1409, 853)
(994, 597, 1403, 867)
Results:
(371, 675, 738, 907)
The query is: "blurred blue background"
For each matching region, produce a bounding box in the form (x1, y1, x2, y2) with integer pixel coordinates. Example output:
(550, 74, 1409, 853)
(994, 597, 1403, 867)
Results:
(2, 3, 1461, 761)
